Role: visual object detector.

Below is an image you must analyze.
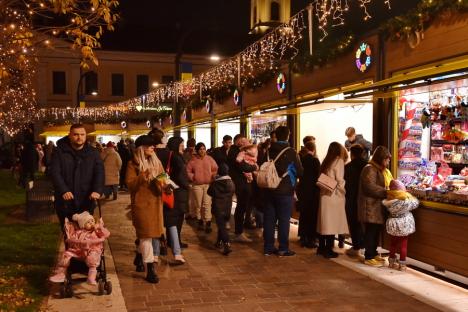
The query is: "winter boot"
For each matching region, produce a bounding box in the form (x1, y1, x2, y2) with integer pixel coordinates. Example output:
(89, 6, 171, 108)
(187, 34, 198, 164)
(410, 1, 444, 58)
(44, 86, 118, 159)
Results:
(197, 219, 204, 231)
(205, 221, 212, 234)
(87, 267, 97, 285)
(222, 242, 232, 256)
(145, 263, 159, 284)
(133, 252, 145, 272)
(49, 266, 67, 283)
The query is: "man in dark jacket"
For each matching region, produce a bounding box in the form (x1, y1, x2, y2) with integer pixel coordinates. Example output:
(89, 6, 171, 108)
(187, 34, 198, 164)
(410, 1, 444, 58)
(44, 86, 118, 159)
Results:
(49, 124, 104, 228)
(344, 144, 368, 257)
(211, 135, 232, 167)
(117, 139, 131, 191)
(261, 126, 303, 256)
(344, 127, 372, 160)
(227, 134, 258, 242)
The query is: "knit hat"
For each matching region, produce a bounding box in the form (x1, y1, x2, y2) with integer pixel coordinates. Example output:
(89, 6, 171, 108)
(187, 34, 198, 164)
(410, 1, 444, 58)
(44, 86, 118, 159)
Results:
(135, 135, 156, 148)
(72, 211, 95, 229)
(106, 141, 115, 148)
(389, 179, 406, 191)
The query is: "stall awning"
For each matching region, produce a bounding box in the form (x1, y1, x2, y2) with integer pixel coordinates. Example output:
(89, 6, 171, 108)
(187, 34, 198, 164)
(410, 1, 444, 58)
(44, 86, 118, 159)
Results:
(88, 130, 127, 136)
(39, 131, 69, 137)
(127, 129, 150, 135)
(344, 55, 468, 97)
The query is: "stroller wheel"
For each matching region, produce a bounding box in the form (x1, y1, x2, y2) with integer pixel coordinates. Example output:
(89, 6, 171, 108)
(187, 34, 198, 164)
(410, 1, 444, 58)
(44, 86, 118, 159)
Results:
(60, 282, 74, 298)
(98, 280, 105, 296)
(104, 281, 112, 295)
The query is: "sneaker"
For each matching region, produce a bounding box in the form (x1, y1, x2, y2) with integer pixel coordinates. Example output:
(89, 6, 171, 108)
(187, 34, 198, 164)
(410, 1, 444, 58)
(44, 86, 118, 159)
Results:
(345, 248, 360, 258)
(174, 255, 186, 265)
(264, 249, 279, 256)
(222, 242, 232, 256)
(323, 250, 339, 259)
(374, 255, 386, 262)
(49, 271, 66, 283)
(234, 233, 252, 243)
(364, 259, 384, 267)
(278, 250, 296, 257)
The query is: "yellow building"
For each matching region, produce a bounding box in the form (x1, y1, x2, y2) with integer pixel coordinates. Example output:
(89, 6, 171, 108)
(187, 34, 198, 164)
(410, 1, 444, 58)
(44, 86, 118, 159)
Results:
(250, 0, 291, 34)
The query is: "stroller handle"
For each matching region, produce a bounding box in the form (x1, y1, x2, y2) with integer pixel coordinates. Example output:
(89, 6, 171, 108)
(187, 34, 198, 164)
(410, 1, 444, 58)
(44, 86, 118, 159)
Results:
(94, 199, 102, 218)
(66, 237, 106, 245)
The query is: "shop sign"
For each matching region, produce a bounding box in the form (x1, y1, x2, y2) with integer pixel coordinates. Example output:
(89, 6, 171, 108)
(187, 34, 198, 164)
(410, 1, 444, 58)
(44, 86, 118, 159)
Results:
(355, 42, 371, 73)
(136, 105, 172, 112)
(276, 72, 286, 94)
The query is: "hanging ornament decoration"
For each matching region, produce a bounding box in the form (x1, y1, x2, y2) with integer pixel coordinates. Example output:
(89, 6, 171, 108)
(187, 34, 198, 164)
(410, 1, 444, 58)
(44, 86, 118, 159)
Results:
(205, 98, 212, 113)
(276, 73, 287, 94)
(355, 43, 372, 73)
(182, 109, 187, 121)
(146, 120, 151, 128)
(233, 89, 240, 106)
(169, 114, 173, 125)
(120, 121, 127, 129)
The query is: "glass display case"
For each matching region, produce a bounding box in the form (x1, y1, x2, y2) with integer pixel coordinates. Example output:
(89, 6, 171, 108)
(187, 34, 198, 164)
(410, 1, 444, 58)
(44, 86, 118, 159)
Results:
(395, 77, 468, 206)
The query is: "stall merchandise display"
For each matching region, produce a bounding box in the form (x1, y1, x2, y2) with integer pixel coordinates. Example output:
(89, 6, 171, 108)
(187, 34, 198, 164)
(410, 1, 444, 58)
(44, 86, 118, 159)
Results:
(397, 81, 468, 206)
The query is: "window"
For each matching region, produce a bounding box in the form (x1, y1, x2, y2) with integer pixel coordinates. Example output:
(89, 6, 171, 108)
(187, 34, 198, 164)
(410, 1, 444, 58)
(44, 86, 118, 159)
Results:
(112, 73, 124, 96)
(52, 71, 66, 94)
(271, 1, 280, 21)
(85, 71, 98, 95)
(162, 75, 174, 84)
(136, 74, 149, 96)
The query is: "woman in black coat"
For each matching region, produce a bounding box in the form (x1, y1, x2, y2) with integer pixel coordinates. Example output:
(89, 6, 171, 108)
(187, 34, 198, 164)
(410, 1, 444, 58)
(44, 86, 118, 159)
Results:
(166, 137, 190, 249)
(297, 141, 321, 248)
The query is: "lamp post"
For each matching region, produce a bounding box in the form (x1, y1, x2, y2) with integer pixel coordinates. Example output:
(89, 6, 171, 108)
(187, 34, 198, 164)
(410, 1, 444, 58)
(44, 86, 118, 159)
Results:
(75, 70, 97, 123)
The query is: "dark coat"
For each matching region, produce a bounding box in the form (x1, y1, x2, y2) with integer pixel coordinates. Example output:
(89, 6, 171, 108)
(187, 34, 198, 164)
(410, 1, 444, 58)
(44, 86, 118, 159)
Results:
(297, 154, 320, 207)
(164, 152, 189, 226)
(211, 146, 229, 166)
(344, 158, 368, 222)
(227, 145, 257, 187)
(49, 137, 104, 218)
(358, 164, 387, 224)
(208, 176, 235, 218)
(345, 135, 373, 160)
(20, 141, 38, 172)
(262, 142, 303, 195)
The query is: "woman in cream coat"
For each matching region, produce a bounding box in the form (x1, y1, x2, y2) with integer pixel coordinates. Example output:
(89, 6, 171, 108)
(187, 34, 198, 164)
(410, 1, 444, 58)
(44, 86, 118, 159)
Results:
(317, 142, 349, 258)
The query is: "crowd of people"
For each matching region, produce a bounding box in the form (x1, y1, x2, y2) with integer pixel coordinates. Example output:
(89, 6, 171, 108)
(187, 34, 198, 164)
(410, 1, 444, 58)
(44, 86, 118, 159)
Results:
(47, 123, 418, 285)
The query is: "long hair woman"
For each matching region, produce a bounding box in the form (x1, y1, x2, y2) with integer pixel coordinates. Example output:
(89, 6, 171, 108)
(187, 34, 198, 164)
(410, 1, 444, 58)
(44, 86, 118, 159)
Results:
(126, 135, 165, 283)
(317, 142, 349, 258)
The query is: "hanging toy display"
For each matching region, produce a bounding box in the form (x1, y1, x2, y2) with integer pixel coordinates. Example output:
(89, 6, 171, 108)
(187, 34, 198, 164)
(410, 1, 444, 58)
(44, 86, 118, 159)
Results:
(120, 121, 127, 129)
(355, 42, 372, 73)
(233, 89, 240, 106)
(276, 73, 286, 94)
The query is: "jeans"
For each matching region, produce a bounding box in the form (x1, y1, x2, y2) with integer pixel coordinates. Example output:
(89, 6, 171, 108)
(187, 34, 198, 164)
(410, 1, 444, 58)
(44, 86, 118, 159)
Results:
(151, 238, 160, 257)
(263, 193, 293, 253)
(363, 223, 382, 260)
(234, 182, 252, 235)
(389, 235, 408, 261)
(167, 226, 181, 256)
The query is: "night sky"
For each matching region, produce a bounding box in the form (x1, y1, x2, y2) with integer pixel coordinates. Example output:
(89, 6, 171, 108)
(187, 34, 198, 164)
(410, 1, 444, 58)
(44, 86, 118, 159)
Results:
(100, 0, 420, 56)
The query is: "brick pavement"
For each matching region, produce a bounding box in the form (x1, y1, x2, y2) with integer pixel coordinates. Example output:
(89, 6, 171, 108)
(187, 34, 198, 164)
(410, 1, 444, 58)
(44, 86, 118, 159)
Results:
(102, 193, 441, 312)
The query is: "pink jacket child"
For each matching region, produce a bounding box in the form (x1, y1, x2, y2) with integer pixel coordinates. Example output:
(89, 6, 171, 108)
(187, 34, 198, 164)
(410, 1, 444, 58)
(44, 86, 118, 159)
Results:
(50, 211, 110, 285)
(236, 142, 258, 183)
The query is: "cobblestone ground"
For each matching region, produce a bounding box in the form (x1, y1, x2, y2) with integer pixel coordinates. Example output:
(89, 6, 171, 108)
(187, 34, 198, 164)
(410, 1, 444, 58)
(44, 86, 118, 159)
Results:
(102, 194, 440, 312)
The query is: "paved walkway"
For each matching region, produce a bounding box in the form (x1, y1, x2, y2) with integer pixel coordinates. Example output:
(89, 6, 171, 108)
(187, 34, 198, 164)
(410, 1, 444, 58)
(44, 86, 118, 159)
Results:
(99, 194, 447, 312)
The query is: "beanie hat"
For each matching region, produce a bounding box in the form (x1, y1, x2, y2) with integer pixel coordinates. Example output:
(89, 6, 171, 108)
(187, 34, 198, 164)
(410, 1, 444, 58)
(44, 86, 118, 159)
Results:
(389, 179, 406, 191)
(135, 135, 156, 148)
(72, 211, 95, 229)
(106, 141, 115, 148)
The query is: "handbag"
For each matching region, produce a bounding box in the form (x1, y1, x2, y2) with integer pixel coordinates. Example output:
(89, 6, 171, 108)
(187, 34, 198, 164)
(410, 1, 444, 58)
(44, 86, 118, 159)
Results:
(162, 152, 175, 209)
(316, 173, 338, 193)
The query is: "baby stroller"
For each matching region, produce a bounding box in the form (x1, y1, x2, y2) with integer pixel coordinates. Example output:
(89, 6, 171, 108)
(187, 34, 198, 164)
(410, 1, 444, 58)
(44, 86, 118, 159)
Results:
(60, 200, 112, 298)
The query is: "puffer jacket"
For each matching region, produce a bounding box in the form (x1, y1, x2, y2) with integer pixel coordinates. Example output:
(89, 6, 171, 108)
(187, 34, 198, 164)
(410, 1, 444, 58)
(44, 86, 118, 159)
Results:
(49, 136, 104, 218)
(207, 175, 235, 218)
(383, 197, 419, 237)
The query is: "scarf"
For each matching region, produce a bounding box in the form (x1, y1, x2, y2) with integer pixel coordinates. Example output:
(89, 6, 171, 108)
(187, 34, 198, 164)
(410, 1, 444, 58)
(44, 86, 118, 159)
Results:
(369, 160, 393, 189)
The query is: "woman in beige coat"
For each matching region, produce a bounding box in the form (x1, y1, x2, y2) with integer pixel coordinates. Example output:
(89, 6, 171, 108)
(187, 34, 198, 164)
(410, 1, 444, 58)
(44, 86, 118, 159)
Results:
(126, 135, 165, 284)
(101, 142, 122, 200)
(317, 142, 349, 258)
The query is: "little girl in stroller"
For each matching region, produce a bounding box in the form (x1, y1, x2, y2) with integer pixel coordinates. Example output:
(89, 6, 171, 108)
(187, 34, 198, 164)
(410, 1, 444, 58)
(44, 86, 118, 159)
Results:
(50, 211, 110, 285)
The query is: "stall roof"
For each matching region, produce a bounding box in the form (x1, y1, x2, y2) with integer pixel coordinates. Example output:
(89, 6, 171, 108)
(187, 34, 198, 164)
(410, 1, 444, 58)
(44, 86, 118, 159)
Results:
(343, 55, 468, 97)
(39, 131, 69, 137)
(127, 129, 150, 135)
